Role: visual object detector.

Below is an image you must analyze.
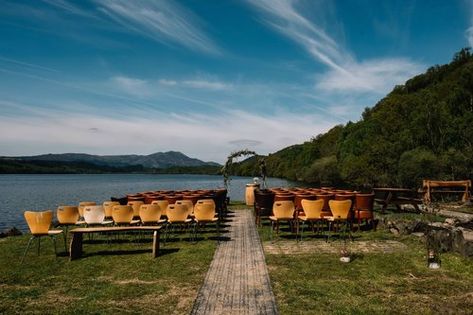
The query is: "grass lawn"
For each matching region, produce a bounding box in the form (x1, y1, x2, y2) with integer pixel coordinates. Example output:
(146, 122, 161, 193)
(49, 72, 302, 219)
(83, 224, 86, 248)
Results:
(259, 209, 473, 314)
(0, 228, 217, 314)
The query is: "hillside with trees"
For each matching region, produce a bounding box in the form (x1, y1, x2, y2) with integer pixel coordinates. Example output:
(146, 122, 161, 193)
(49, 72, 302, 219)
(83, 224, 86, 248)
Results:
(232, 48, 473, 189)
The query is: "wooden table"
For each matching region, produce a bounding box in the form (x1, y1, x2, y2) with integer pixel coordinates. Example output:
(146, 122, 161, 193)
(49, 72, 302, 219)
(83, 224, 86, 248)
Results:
(373, 188, 422, 213)
(69, 226, 162, 260)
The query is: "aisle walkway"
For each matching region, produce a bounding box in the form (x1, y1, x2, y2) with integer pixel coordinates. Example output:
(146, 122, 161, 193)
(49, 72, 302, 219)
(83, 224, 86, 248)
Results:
(191, 210, 278, 315)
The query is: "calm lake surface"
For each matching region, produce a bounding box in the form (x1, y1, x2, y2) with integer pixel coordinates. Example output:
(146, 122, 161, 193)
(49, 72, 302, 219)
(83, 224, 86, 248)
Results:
(0, 174, 296, 231)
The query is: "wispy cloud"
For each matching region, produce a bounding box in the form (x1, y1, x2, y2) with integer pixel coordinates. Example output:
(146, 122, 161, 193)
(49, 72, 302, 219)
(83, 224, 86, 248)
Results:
(111, 76, 152, 98)
(94, 0, 220, 55)
(247, 0, 424, 94)
(0, 56, 59, 73)
(41, 0, 92, 17)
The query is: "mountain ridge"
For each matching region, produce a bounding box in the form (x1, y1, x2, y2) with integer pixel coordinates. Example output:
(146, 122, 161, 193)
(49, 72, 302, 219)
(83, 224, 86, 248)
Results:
(2, 151, 220, 169)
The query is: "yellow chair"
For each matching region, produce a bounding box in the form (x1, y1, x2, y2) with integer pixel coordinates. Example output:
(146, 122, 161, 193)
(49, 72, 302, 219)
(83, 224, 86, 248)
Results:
(327, 200, 352, 242)
(103, 201, 120, 218)
(151, 200, 169, 217)
(176, 200, 194, 217)
(299, 199, 325, 241)
(112, 205, 140, 225)
(192, 201, 219, 241)
(78, 201, 96, 221)
(21, 210, 63, 264)
(164, 204, 193, 243)
(127, 201, 144, 219)
(139, 204, 166, 225)
(269, 201, 295, 241)
(56, 206, 79, 252)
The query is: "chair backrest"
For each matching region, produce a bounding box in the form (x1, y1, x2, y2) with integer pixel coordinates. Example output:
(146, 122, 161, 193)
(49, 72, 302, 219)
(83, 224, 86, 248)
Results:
(56, 206, 79, 224)
(194, 201, 216, 221)
(24, 210, 53, 235)
(301, 199, 324, 219)
(197, 199, 216, 206)
(176, 200, 194, 216)
(328, 200, 352, 219)
(166, 204, 188, 223)
(78, 201, 96, 217)
(272, 201, 295, 219)
(112, 205, 134, 224)
(127, 201, 144, 217)
(355, 193, 375, 211)
(103, 201, 119, 217)
(83, 206, 105, 224)
(139, 204, 162, 223)
(57, 206, 79, 224)
(151, 200, 169, 216)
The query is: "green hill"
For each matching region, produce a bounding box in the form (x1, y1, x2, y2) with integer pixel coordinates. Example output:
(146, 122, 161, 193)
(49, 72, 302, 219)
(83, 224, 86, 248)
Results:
(233, 48, 473, 189)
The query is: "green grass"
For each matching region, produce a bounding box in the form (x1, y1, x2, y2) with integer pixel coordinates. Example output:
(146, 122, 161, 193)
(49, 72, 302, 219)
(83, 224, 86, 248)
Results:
(0, 229, 217, 314)
(259, 210, 473, 314)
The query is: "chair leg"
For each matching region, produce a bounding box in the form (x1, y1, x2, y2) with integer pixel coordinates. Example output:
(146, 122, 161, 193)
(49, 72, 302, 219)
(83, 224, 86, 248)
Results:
(50, 235, 58, 258)
(300, 221, 305, 242)
(37, 237, 41, 256)
(20, 236, 35, 264)
(270, 221, 274, 242)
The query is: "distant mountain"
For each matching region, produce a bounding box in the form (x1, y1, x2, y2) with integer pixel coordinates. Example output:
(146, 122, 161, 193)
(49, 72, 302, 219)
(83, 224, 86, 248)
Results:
(4, 151, 220, 169)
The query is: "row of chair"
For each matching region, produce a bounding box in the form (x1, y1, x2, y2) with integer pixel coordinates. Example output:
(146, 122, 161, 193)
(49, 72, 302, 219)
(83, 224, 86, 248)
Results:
(255, 189, 375, 229)
(21, 198, 221, 263)
(269, 199, 354, 241)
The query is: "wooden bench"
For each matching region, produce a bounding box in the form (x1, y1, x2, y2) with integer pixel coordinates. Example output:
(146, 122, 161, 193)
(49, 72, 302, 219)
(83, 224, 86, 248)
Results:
(422, 180, 471, 203)
(69, 226, 162, 260)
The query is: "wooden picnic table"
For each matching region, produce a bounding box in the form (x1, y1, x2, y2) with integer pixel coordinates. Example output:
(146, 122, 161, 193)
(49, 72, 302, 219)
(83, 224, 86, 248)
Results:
(69, 226, 162, 260)
(373, 187, 422, 213)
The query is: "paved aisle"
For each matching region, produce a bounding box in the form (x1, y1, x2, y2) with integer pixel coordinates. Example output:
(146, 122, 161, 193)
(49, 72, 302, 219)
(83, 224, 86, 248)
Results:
(191, 210, 278, 315)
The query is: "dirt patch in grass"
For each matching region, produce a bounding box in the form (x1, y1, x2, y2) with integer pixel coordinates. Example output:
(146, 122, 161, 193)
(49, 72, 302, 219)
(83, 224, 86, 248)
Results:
(264, 239, 408, 255)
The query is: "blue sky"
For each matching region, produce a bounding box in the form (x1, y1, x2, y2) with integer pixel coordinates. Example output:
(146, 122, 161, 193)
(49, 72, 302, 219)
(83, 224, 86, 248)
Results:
(0, 0, 472, 162)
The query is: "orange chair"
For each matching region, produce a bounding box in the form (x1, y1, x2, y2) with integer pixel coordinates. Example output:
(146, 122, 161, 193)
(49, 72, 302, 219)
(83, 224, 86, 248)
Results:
(21, 210, 63, 264)
(112, 205, 140, 225)
(139, 204, 166, 225)
(164, 204, 193, 243)
(56, 206, 79, 252)
(176, 200, 194, 218)
(269, 201, 295, 241)
(192, 200, 219, 241)
(354, 193, 375, 231)
(298, 199, 325, 241)
(326, 200, 352, 242)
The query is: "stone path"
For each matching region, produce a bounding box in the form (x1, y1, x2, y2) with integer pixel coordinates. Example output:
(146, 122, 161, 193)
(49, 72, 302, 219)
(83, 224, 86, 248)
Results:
(191, 210, 278, 315)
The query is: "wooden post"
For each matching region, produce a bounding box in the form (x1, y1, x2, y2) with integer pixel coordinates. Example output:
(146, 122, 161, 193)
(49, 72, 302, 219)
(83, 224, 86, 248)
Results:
(69, 232, 83, 261)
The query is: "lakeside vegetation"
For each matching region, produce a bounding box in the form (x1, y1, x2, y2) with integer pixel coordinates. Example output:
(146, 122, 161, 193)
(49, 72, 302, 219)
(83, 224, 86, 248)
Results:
(0, 159, 221, 175)
(233, 49, 473, 189)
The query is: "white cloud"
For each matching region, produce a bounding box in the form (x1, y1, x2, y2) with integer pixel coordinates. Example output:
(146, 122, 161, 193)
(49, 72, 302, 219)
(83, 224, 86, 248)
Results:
(95, 0, 220, 54)
(158, 79, 177, 86)
(247, 0, 424, 94)
(182, 80, 232, 91)
(316, 58, 424, 93)
(0, 104, 336, 162)
(111, 76, 152, 97)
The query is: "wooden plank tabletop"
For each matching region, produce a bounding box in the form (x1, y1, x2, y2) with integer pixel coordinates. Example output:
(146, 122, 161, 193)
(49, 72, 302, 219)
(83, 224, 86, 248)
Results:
(70, 226, 162, 233)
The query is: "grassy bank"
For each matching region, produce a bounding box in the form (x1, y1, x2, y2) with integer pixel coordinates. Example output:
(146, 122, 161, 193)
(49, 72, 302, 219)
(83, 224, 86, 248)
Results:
(259, 210, 473, 314)
(0, 231, 217, 314)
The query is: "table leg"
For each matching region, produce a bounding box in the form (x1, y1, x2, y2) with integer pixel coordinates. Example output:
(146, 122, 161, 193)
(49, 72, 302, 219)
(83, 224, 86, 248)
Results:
(69, 233, 83, 261)
(152, 231, 160, 258)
